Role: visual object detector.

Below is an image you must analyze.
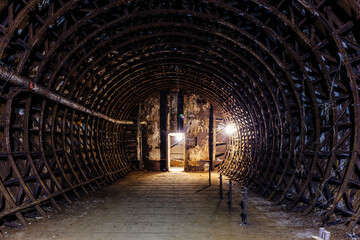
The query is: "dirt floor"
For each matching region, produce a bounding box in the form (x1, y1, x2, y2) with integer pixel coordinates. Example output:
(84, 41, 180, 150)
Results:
(1, 169, 348, 239)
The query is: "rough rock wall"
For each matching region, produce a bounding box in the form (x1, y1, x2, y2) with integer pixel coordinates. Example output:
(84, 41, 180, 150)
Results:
(141, 92, 213, 171)
(169, 92, 178, 133)
(184, 94, 210, 170)
(142, 94, 160, 162)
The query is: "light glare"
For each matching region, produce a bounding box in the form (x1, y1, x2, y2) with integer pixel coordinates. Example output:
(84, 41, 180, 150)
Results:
(225, 125, 236, 135)
(174, 133, 184, 141)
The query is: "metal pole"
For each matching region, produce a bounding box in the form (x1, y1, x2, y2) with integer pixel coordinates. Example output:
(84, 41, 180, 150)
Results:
(0, 66, 133, 125)
(228, 179, 232, 209)
(219, 173, 223, 199)
(209, 161, 211, 186)
(241, 187, 248, 225)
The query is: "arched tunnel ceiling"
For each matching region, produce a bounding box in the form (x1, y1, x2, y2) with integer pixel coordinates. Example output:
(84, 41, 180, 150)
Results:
(0, 0, 359, 234)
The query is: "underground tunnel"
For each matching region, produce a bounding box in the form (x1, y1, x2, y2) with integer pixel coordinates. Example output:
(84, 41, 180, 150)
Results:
(0, 0, 359, 239)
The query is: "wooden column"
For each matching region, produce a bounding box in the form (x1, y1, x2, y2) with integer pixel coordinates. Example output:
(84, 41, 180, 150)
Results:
(209, 104, 215, 170)
(160, 91, 168, 171)
(177, 91, 184, 132)
(136, 103, 143, 170)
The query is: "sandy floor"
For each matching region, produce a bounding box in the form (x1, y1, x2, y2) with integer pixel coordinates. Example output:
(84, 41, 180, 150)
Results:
(2, 169, 343, 239)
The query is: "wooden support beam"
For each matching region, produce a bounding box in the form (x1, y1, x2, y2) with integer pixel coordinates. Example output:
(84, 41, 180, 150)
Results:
(137, 103, 143, 170)
(160, 91, 168, 171)
(209, 104, 215, 170)
(177, 91, 184, 132)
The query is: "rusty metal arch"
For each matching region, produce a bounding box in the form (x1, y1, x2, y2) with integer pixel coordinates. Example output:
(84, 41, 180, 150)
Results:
(0, 0, 359, 236)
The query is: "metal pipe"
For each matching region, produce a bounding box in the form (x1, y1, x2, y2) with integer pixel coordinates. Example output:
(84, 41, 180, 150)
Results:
(228, 179, 232, 209)
(0, 66, 133, 125)
(208, 162, 211, 186)
(219, 173, 223, 199)
(241, 187, 248, 225)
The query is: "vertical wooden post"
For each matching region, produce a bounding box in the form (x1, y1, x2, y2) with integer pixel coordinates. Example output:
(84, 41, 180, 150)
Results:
(167, 134, 171, 171)
(177, 91, 185, 170)
(160, 91, 168, 171)
(177, 91, 184, 132)
(209, 104, 214, 170)
(136, 103, 143, 170)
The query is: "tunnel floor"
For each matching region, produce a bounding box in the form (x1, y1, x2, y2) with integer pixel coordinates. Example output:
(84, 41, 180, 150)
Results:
(5, 170, 322, 240)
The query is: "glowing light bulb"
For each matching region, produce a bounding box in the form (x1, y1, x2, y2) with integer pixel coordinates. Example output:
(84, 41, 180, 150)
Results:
(175, 133, 184, 141)
(225, 125, 236, 135)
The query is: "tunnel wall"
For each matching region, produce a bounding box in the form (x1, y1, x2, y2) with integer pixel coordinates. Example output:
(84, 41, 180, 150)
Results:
(141, 92, 223, 171)
(0, 0, 359, 233)
(0, 90, 131, 228)
(184, 94, 211, 170)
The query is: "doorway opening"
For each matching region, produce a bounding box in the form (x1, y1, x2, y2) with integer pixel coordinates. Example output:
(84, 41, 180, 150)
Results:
(167, 133, 185, 171)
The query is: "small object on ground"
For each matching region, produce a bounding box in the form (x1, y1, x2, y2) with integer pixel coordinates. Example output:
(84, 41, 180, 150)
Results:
(314, 228, 330, 240)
